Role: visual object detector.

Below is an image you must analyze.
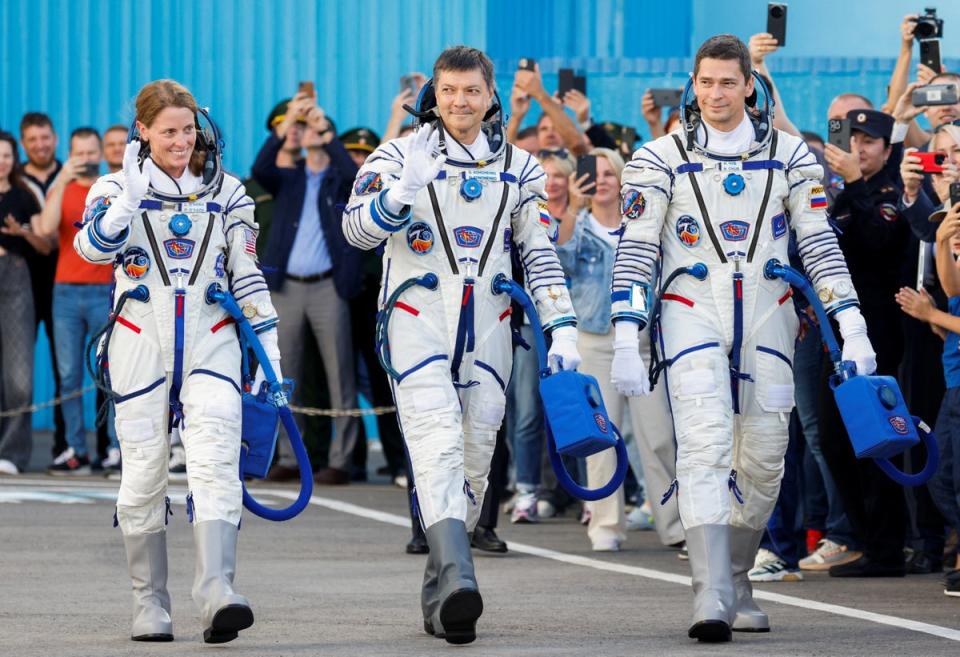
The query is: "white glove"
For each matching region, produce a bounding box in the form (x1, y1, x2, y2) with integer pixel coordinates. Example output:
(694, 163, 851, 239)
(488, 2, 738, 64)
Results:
(99, 141, 154, 238)
(387, 125, 447, 206)
(547, 326, 581, 373)
(253, 359, 283, 394)
(610, 321, 650, 397)
(836, 308, 877, 376)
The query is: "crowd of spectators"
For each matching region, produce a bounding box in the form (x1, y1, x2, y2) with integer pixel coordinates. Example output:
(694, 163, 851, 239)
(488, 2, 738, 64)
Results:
(0, 12, 959, 598)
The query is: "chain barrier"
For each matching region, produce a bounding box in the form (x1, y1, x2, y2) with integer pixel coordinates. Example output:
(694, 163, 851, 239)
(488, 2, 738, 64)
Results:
(0, 385, 396, 419)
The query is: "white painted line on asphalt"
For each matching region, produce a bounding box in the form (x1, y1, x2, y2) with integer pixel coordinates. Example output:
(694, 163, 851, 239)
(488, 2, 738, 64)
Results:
(6, 479, 960, 643)
(262, 489, 960, 644)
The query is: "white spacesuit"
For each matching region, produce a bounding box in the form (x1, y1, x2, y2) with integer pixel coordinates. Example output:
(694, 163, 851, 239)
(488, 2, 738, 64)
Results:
(75, 136, 279, 644)
(610, 106, 875, 638)
(344, 118, 578, 641)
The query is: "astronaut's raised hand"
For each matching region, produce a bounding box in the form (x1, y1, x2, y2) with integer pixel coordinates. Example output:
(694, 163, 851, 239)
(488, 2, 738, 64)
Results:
(120, 141, 152, 207)
(836, 307, 877, 376)
(96, 141, 154, 238)
(389, 125, 447, 206)
(253, 359, 283, 395)
(547, 326, 581, 373)
(610, 321, 650, 396)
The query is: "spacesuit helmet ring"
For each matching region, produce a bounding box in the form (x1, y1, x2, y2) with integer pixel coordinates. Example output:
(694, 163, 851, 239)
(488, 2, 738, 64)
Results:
(679, 70, 775, 159)
(127, 105, 225, 201)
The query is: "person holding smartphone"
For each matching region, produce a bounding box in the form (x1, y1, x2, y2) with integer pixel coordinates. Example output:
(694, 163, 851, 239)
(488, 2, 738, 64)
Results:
(900, 124, 960, 240)
(896, 203, 960, 597)
(556, 148, 683, 553)
(36, 127, 122, 475)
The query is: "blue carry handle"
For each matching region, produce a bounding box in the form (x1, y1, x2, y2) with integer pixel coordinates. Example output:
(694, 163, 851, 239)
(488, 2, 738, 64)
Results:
(763, 260, 938, 486)
(491, 274, 629, 501)
(207, 284, 314, 521)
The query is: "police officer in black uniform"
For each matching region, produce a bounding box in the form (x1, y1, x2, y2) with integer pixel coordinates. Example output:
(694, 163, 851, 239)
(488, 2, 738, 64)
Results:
(819, 109, 912, 576)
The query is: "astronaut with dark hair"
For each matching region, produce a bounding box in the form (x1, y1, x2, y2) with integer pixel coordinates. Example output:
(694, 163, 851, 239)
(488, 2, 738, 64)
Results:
(344, 45, 579, 644)
(609, 35, 875, 642)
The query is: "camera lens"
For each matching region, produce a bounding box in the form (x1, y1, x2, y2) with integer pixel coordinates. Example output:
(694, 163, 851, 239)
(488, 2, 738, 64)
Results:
(770, 6, 784, 18)
(935, 153, 946, 165)
(916, 22, 934, 39)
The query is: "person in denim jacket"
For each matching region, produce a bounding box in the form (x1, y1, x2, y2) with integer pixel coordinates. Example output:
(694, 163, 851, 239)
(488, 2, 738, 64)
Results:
(556, 148, 683, 552)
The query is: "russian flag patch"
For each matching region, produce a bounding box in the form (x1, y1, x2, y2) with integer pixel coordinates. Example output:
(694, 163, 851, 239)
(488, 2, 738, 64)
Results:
(809, 184, 827, 210)
(538, 201, 552, 228)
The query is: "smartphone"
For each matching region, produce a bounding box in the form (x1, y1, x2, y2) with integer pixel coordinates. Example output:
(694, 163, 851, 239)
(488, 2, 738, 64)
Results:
(517, 57, 537, 72)
(399, 74, 418, 97)
(576, 154, 597, 195)
(920, 39, 942, 75)
(298, 80, 315, 98)
(767, 3, 788, 47)
(573, 74, 587, 95)
(558, 68, 576, 97)
(78, 162, 99, 178)
(951, 182, 960, 207)
(650, 88, 683, 107)
(916, 151, 946, 174)
(913, 83, 960, 107)
(828, 118, 851, 152)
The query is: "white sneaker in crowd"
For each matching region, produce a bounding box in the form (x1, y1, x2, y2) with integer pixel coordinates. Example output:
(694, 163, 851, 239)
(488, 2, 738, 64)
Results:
(0, 459, 20, 476)
(510, 491, 539, 524)
(48, 447, 92, 476)
(799, 538, 863, 571)
(102, 447, 122, 476)
(591, 535, 621, 552)
(748, 548, 804, 582)
(626, 501, 655, 531)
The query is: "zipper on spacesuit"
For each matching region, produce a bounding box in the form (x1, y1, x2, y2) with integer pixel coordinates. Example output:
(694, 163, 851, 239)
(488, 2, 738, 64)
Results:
(730, 255, 745, 414)
(450, 278, 477, 386)
(169, 288, 187, 430)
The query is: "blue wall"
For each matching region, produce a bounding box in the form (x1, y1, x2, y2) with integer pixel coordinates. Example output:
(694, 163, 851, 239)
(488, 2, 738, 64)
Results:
(10, 0, 959, 427)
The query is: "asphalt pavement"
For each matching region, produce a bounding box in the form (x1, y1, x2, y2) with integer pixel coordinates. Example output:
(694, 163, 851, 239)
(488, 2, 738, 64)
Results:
(2, 468, 960, 657)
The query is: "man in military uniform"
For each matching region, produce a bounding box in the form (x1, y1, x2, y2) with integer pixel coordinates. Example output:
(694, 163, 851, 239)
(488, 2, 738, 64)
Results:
(820, 109, 912, 577)
(341, 127, 381, 168)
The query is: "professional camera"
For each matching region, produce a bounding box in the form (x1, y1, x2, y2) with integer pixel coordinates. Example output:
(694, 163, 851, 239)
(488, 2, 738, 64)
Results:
(912, 7, 944, 40)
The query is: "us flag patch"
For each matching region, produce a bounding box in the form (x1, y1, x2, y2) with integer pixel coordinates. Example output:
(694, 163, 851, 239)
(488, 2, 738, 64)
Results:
(244, 229, 257, 255)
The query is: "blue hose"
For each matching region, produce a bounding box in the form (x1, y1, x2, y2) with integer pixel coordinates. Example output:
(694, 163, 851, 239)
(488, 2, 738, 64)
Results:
(491, 274, 629, 501)
(375, 273, 439, 380)
(207, 285, 313, 521)
(763, 259, 938, 487)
